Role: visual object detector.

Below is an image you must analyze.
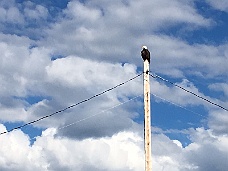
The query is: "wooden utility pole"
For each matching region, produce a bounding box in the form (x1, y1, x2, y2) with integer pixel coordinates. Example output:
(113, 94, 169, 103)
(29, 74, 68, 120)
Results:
(143, 56, 152, 171)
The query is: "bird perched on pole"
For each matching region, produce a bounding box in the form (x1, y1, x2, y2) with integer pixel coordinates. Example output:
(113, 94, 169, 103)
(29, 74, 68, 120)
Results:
(141, 46, 150, 63)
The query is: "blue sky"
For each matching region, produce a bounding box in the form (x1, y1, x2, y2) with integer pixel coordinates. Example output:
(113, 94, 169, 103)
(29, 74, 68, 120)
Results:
(0, 0, 228, 170)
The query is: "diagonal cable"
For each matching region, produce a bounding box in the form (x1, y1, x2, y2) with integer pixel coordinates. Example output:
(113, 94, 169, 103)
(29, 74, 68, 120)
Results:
(0, 73, 143, 135)
(58, 95, 141, 130)
(150, 73, 228, 112)
(151, 93, 207, 119)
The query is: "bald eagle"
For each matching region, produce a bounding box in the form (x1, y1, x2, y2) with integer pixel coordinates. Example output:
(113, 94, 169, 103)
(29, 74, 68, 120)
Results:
(141, 46, 150, 63)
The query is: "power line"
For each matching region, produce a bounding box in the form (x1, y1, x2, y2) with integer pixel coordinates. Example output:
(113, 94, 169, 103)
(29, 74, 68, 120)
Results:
(151, 93, 207, 119)
(27, 95, 142, 142)
(0, 73, 143, 136)
(150, 73, 228, 112)
(58, 95, 141, 130)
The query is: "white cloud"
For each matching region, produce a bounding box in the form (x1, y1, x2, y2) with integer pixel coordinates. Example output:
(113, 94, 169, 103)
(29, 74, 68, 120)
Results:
(43, 0, 212, 64)
(46, 56, 139, 93)
(6, 7, 24, 23)
(0, 6, 24, 24)
(0, 32, 226, 137)
(0, 0, 24, 24)
(0, 30, 226, 143)
(209, 83, 228, 97)
(151, 77, 216, 110)
(41, 0, 228, 80)
(0, 33, 51, 122)
(208, 109, 228, 135)
(23, 2, 49, 20)
(1, 125, 228, 171)
(0, 33, 49, 90)
(0, 1, 227, 170)
(186, 128, 228, 171)
(206, 0, 228, 12)
(39, 56, 143, 137)
(141, 35, 228, 78)
(0, 126, 145, 171)
(0, 0, 49, 39)
(87, 0, 211, 27)
(0, 32, 143, 135)
(66, 1, 102, 22)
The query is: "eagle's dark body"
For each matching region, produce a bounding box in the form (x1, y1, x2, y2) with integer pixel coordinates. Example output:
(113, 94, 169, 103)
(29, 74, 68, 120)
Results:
(141, 47, 150, 63)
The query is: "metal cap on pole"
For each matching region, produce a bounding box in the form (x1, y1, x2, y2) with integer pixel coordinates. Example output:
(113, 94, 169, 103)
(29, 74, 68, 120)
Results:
(141, 46, 152, 171)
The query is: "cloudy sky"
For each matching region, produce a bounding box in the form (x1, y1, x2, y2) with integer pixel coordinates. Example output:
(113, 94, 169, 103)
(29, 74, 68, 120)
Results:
(0, 0, 228, 170)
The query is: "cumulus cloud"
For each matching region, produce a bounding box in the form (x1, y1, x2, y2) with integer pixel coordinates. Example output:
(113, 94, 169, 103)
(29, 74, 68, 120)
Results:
(0, 32, 144, 137)
(41, 0, 228, 80)
(0, 0, 50, 39)
(23, 1, 49, 20)
(0, 0, 24, 24)
(152, 128, 228, 171)
(141, 35, 228, 78)
(0, 0, 49, 24)
(208, 109, 228, 135)
(186, 128, 228, 171)
(33, 56, 143, 138)
(0, 125, 145, 171)
(0, 0, 228, 170)
(0, 33, 51, 122)
(0, 31, 226, 138)
(1, 125, 228, 171)
(43, 0, 212, 63)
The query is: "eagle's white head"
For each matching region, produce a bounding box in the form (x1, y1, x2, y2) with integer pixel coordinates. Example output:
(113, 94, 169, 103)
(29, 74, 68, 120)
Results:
(142, 45, 148, 50)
